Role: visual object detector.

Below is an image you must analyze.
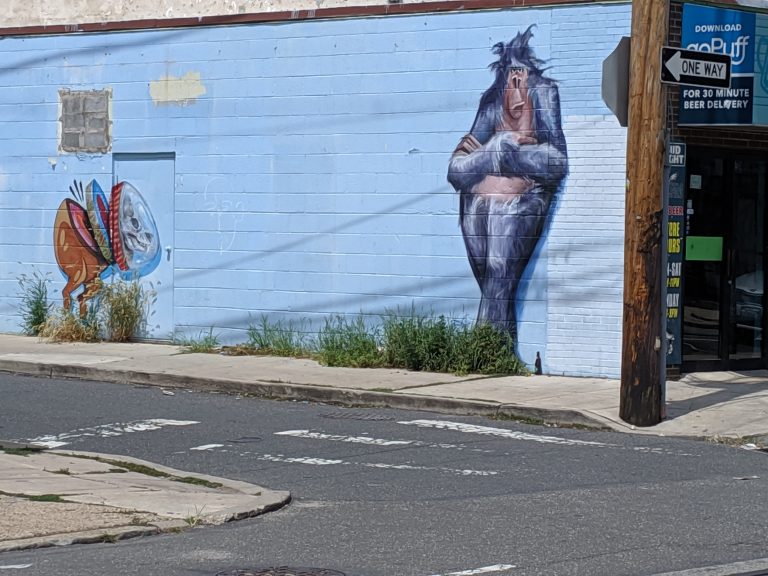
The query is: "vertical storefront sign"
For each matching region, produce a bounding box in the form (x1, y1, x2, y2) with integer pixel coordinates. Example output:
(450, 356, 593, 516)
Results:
(678, 3, 768, 125)
(664, 143, 686, 365)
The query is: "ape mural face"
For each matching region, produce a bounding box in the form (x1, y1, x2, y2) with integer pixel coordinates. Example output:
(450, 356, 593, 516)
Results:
(447, 26, 569, 349)
(53, 179, 160, 317)
(501, 68, 535, 138)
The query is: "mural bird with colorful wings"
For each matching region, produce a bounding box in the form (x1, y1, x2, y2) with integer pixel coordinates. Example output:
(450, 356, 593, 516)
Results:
(53, 179, 160, 317)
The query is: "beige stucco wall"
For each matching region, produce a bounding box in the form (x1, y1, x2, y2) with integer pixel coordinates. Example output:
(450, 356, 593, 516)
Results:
(2, 0, 428, 28)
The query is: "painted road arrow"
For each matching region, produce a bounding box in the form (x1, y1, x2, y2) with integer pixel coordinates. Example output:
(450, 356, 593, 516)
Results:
(660, 47, 731, 89)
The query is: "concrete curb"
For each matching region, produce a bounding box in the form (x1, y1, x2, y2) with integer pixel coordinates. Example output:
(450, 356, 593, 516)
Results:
(0, 359, 614, 431)
(48, 449, 293, 524)
(0, 524, 170, 553)
(0, 450, 292, 553)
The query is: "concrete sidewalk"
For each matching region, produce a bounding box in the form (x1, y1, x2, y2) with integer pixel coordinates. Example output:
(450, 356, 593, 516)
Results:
(0, 444, 290, 552)
(2, 333, 768, 440)
(3, 332, 768, 552)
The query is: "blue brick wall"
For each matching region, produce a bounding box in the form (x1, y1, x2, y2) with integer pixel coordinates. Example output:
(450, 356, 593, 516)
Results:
(0, 3, 631, 377)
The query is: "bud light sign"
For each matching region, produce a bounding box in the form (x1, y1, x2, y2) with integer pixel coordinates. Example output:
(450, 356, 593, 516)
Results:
(679, 3, 768, 125)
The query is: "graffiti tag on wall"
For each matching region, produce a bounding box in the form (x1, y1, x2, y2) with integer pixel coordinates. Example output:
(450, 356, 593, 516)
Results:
(54, 179, 160, 316)
(447, 26, 569, 340)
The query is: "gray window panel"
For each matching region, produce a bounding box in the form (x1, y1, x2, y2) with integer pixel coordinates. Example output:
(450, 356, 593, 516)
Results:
(59, 89, 111, 153)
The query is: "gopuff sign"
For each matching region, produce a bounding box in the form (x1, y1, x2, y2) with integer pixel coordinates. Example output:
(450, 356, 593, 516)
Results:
(680, 3, 756, 125)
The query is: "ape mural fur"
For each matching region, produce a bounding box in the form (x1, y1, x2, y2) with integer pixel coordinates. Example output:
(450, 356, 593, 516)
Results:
(447, 26, 568, 340)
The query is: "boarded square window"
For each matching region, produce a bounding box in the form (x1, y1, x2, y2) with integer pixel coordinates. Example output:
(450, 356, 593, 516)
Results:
(59, 89, 111, 153)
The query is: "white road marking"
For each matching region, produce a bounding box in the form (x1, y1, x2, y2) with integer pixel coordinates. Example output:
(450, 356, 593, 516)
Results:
(275, 430, 412, 446)
(430, 564, 516, 575)
(23, 419, 199, 448)
(273, 429, 493, 453)
(190, 444, 225, 451)
(259, 455, 343, 465)
(399, 420, 609, 447)
(256, 453, 498, 476)
(650, 557, 768, 575)
(0, 565, 33, 570)
(397, 420, 698, 457)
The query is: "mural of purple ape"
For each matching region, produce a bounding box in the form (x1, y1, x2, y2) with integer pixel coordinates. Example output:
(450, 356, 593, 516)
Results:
(447, 26, 568, 341)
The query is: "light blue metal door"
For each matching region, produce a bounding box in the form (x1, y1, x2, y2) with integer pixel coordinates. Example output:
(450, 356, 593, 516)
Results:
(112, 153, 175, 339)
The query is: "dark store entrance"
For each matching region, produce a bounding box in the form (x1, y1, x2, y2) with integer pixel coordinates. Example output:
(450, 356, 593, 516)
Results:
(682, 148, 767, 371)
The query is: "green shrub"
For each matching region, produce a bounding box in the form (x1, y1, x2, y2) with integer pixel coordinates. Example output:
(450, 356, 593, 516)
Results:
(316, 315, 383, 367)
(450, 322, 527, 375)
(380, 309, 527, 375)
(17, 271, 52, 336)
(247, 315, 313, 357)
(381, 310, 453, 372)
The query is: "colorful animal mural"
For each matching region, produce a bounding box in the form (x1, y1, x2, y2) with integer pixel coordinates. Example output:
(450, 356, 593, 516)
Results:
(54, 179, 160, 316)
(447, 26, 568, 339)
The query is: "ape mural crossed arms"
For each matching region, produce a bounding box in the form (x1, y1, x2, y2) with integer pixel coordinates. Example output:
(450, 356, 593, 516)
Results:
(447, 27, 568, 341)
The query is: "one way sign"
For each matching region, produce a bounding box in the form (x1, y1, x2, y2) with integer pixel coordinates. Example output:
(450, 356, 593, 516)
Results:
(661, 47, 731, 89)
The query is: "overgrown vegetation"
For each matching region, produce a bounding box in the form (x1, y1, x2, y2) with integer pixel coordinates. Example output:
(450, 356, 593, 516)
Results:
(380, 311, 526, 375)
(449, 322, 527, 375)
(175, 476, 223, 489)
(17, 270, 52, 336)
(27, 494, 67, 503)
(228, 311, 528, 375)
(38, 306, 101, 342)
(0, 490, 68, 503)
(245, 315, 314, 357)
(67, 455, 223, 488)
(312, 310, 527, 375)
(1, 447, 41, 457)
(35, 279, 151, 343)
(98, 280, 148, 342)
(316, 315, 382, 368)
(176, 327, 221, 353)
(16, 271, 527, 375)
(381, 311, 454, 372)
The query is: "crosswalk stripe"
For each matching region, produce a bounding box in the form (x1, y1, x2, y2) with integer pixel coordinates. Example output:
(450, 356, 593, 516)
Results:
(21, 419, 199, 448)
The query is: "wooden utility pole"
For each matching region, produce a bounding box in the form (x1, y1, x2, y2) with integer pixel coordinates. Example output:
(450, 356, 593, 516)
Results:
(620, 0, 668, 426)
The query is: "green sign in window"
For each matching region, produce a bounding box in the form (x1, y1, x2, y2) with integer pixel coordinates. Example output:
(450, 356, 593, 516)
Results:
(685, 236, 723, 261)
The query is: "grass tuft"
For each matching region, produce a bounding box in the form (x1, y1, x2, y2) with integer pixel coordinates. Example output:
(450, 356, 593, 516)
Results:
(27, 494, 66, 502)
(174, 476, 223, 489)
(184, 505, 207, 528)
(17, 270, 52, 336)
(379, 309, 527, 375)
(176, 327, 220, 353)
(382, 310, 453, 372)
(35, 279, 152, 343)
(1, 447, 41, 457)
(99, 280, 150, 342)
(316, 315, 383, 368)
(38, 306, 101, 342)
(246, 315, 313, 357)
(450, 322, 527, 375)
(236, 310, 528, 376)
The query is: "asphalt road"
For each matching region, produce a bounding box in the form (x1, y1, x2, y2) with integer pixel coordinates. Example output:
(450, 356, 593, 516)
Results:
(2, 373, 768, 576)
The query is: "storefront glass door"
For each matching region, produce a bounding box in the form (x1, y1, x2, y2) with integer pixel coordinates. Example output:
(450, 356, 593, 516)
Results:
(682, 150, 767, 371)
